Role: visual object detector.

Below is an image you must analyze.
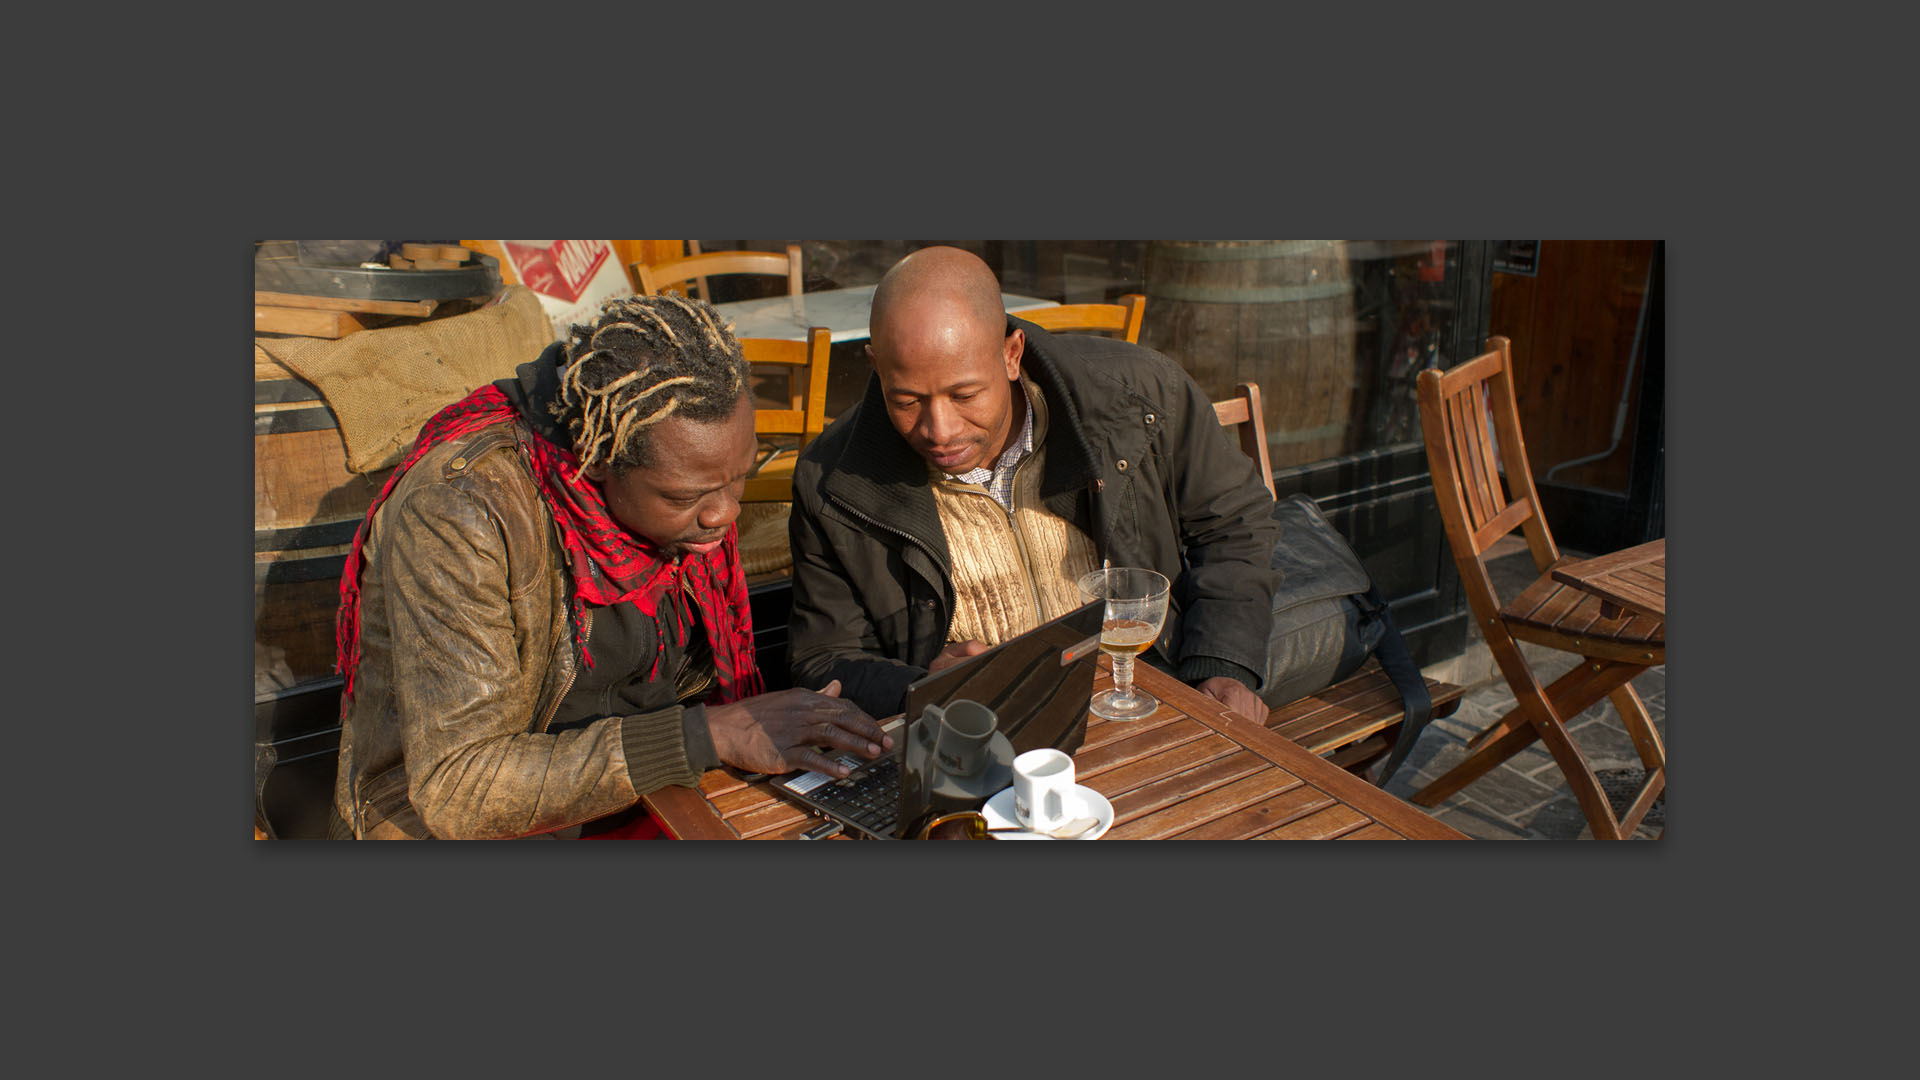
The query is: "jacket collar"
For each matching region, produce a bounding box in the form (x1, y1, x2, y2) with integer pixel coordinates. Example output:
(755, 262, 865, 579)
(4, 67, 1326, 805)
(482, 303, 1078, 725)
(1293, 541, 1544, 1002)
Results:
(1008, 317, 1102, 499)
(495, 340, 571, 448)
(820, 372, 949, 567)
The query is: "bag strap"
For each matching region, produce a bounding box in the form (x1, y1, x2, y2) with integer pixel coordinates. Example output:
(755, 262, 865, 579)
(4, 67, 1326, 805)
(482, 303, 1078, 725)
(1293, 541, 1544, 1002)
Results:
(1272, 493, 1431, 787)
(1362, 582, 1432, 788)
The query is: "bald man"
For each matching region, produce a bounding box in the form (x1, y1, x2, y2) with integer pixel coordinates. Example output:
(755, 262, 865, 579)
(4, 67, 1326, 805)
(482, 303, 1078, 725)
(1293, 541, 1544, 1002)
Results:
(785, 246, 1284, 723)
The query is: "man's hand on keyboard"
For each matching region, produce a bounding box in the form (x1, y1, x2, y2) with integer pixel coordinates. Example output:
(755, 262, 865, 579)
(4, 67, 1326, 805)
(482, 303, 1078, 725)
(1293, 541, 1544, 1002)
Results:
(707, 680, 895, 778)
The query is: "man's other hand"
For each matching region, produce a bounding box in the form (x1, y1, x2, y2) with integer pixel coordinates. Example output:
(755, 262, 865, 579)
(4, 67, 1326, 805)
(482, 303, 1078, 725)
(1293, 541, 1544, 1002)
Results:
(706, 680, 894, 777)
(928, 639, 991, 674)
(1197, 676, 1268, 724)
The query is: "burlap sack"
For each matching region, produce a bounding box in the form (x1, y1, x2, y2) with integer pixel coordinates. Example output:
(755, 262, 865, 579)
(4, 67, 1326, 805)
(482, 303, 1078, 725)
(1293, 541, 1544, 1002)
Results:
(256, 285, 554, 474)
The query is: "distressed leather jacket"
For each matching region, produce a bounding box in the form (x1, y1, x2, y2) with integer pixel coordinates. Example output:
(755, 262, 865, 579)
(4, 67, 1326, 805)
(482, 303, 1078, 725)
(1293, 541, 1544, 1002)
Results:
(332, 423, 709, 839)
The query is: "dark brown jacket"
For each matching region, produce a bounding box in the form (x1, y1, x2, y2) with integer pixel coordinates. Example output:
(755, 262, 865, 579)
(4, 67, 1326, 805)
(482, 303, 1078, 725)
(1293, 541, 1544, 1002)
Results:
(786, 317, 1283, 719)
(332, 423, 708, 839)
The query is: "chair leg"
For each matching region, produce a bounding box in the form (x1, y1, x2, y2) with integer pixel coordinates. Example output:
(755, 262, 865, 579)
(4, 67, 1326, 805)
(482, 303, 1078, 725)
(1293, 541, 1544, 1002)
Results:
(1464, 704, 1531, 753)
(1413, 658, 1647, 841)
(1468, 633, 1613, 751)
(1611, 682, 1666, 774)
(1606, 681, 1667, 836)
(1529, 707, 1624, 840)
(1530, 661, 1653, 840)
(1617, 766, 1666, 834)
(1408, 704, 1538, 805)
(1415, 657, 1623, 805)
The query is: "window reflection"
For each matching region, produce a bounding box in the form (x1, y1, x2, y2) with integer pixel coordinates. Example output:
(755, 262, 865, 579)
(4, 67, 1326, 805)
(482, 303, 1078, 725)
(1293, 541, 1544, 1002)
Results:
(701, 239, 1466, 473)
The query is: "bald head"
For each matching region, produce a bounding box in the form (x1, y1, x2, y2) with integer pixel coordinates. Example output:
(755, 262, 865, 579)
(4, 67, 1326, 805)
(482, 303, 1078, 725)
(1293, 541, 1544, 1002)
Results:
(869, 246, 1008, 355)
(865, 246, 1026, 476)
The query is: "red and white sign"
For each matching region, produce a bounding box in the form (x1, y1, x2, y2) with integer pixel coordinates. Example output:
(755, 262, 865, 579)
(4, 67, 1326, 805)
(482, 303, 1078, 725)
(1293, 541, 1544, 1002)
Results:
(498, 239, 635, 340)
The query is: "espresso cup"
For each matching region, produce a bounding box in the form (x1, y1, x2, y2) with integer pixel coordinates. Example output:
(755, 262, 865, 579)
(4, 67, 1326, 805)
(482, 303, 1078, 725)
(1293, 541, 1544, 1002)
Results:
(1012, 748, 1084, 833)
(925, 699, 997, 777)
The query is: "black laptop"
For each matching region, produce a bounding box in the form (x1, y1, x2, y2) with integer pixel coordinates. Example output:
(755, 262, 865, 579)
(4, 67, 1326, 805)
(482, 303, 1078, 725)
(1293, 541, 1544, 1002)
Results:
(773, 600, 1104, 839)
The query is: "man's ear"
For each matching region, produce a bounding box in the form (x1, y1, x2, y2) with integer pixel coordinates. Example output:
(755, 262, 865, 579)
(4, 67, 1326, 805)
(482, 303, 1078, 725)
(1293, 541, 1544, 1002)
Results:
(581, 461, 608, 484)
(865, 341, 892, 392)
(1003, 328, 1025, 381)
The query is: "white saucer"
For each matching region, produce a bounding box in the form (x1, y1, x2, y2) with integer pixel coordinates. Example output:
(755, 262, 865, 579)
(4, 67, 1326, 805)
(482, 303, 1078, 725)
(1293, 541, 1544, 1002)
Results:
(981, 784, 1114, 840)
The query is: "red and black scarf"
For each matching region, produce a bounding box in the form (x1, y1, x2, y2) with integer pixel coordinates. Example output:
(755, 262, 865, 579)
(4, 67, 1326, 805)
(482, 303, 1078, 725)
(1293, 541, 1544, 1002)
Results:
(335, 383, 762, 705)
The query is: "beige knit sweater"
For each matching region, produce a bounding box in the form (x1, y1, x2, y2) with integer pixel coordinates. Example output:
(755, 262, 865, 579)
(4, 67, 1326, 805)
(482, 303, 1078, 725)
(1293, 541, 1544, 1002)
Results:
(929, 387, 1099, 646)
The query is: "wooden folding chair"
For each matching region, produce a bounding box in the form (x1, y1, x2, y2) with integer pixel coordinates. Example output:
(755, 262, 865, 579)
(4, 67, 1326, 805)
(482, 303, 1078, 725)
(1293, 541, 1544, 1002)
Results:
(632, 244, 804, 303)
(1016, 293, 1146, 343)
(738, 327, 832, 504)
(1409, 336, 1666, 839)
(1210, 381, 1275, 500)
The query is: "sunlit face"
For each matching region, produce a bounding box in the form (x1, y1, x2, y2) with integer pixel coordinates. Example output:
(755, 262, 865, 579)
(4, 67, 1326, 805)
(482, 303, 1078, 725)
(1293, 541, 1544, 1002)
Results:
(869, 302, 1024, 476)
(585, 394, 756, 561)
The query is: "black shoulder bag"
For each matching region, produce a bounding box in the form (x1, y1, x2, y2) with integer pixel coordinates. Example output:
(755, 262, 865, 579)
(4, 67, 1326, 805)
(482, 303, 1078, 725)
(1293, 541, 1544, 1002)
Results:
(1265, 494, 1433, 786)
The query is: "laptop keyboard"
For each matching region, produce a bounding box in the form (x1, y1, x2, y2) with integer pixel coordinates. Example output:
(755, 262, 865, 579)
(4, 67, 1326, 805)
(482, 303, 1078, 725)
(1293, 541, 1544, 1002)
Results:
(805, 755, 901, 835)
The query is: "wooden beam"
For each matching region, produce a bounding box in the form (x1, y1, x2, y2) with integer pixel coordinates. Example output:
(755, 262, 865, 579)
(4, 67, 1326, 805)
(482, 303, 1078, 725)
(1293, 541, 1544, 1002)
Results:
(254, 291, 437, 317)
(254, 306, 369, 338)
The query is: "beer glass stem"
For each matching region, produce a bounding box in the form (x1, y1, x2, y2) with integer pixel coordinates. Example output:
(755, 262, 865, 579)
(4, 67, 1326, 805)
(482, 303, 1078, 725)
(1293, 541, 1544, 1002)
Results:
(1111, 651, 1136, 703)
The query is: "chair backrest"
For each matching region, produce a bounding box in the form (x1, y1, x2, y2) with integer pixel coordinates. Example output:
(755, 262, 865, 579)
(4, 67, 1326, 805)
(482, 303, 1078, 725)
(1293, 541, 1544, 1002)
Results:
(1211, 381, 1275, 501)
(738, 327, 831, 503)
(740, 327, 832, 441)
(1016, 293, 1146, 343)
(633, 244, 804, 302)
(1415, 335, 1562, 582)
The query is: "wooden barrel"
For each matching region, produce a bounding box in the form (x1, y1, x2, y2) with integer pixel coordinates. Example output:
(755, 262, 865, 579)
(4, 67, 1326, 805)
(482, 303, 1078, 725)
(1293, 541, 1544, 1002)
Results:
(254, 343, 392, 699)
(1139, 240, 1359, 469)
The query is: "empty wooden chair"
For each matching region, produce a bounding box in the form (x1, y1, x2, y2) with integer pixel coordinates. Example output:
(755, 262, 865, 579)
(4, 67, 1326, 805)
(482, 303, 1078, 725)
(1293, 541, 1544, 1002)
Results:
(633, 244, 804, 303)
(1017, 293, 1146, 343)
(738, 327, 832, 504)
(1408, 336, 1665, 839)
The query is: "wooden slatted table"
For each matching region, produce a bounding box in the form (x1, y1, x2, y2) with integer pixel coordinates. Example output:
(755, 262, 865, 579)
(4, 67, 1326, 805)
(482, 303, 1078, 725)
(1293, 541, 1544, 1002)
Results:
(1550, 538, 1666, 621)
(642, 661, 1466, 841)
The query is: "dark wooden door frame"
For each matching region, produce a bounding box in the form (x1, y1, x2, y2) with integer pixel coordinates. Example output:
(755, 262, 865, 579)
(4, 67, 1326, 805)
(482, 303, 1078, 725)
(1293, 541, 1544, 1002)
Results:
(1524, 242, 1666, 553)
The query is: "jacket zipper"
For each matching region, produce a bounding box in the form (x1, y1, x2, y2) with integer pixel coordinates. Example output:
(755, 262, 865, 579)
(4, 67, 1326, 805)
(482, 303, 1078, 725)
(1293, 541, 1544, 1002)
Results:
(1001, 460, 1046, 624)
(1008, 512, 1044, 625)
(538, 501, 587, 736)
(538, 601, 590, 735)
(827, 493, 953, 635)
(670, 563, 715, 700)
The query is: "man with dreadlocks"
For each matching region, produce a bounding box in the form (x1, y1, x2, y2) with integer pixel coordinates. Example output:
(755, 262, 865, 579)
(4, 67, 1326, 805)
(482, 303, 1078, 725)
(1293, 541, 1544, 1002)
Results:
(330, 294, 891, 839)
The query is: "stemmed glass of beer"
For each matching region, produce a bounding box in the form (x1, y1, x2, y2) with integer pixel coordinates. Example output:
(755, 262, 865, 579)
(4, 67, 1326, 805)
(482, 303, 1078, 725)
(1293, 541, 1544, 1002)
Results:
(1076, 567, 1172, 721)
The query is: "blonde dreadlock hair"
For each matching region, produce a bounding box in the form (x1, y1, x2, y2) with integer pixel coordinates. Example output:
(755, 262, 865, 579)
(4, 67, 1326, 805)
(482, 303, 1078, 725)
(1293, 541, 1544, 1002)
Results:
(556, 294, 750, 478)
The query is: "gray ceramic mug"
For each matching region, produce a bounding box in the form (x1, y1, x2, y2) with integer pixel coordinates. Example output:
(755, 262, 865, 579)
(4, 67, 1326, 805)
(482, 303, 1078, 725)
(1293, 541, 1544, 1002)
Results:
(925, 699, 998, 777)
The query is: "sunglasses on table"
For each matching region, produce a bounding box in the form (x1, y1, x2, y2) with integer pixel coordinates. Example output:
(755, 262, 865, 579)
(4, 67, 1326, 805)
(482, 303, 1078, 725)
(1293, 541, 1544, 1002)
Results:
(913, 810, 1103, 840)
(916, 811, 996, 840)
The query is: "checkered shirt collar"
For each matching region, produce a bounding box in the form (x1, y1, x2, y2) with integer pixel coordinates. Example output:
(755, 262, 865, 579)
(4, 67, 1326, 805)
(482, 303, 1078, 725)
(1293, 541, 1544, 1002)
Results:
(944, 379, 1036, 509)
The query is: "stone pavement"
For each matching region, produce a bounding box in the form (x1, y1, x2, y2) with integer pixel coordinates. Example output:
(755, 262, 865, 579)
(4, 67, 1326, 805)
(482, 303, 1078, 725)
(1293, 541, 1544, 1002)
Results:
(1392, 538, 1665, 840)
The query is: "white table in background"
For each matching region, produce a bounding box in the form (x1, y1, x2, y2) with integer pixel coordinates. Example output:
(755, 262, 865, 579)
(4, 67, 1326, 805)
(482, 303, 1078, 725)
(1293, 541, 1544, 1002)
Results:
(714, 284, 1057, 343)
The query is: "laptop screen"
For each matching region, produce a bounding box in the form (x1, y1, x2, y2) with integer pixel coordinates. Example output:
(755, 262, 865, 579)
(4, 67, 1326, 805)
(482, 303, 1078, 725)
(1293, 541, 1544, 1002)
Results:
(902, 600, 1104, 756)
